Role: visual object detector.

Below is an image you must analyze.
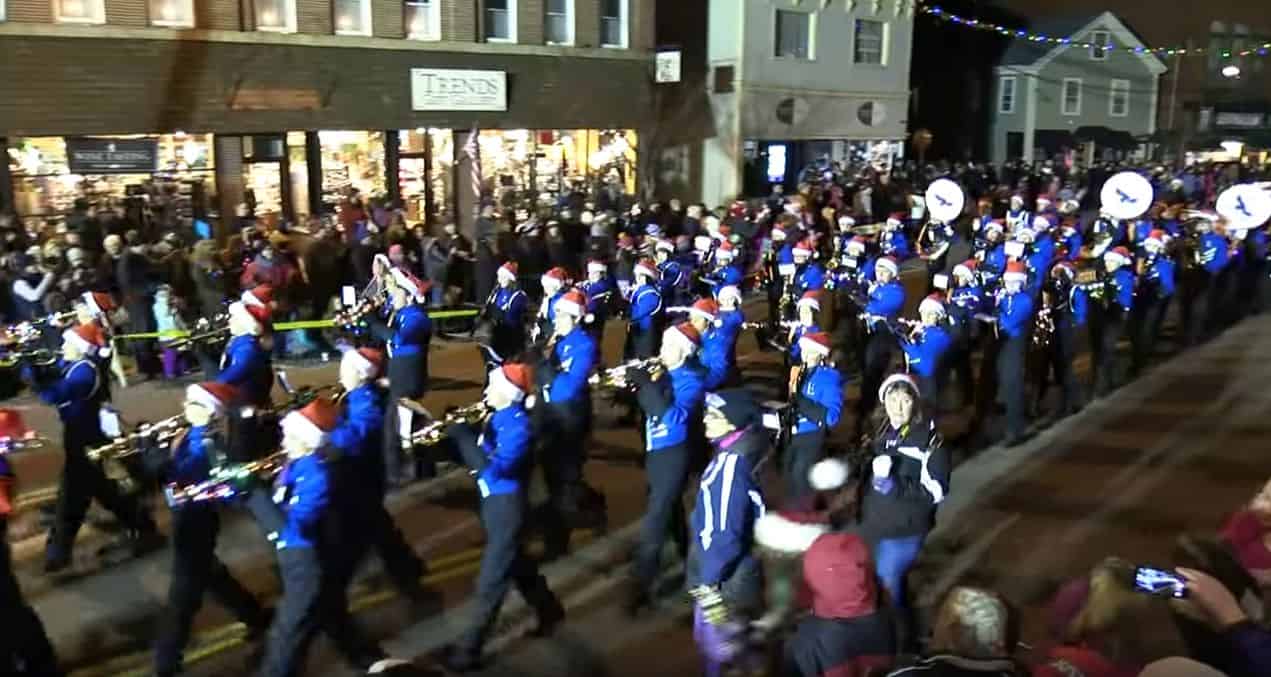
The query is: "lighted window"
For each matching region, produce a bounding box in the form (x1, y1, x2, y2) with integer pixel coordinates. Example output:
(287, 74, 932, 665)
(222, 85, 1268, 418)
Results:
(485, 0, 517, 42)
(1109, 79, 1130, 117)
(150, 0, 193, 27)
(1062, 78, 1082, 116)
(999, 76, 1017, 114)
(774, 10, 812, 60)
(854, 19, 886, 65)
(545, 0, 573, 45)
(334, 0, 371, 35)
(405, 0, 440, 40)
(255, 0, 296, 32)
(54, 0, 105, 24)
(600, 0, 627, 48)
(1091, 30, 1110, 60)
(0, 0, 6, 21)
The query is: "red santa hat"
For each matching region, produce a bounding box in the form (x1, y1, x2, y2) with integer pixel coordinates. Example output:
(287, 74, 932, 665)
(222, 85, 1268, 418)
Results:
(586, 259, 608, 274)
(633, 258, 659, 280)
(554, 289, 588, 318)
(280, 398, 340, 449)
(793, 239, 815, 256)
(497, 261, 519, 283)
(0, 408, 30, 440)
(796, 290, 822, 312)
(1145, 230, 1168, 249)
(80, 291, 117, 317)
(716, 285, 742, 307)
(846, 236, 868, 254)
(875, 256, 899, 277)
(952, 259, 978, 280)
(1104, 246, 1133, 267)
(798, 331, 832, 358)
(241, 284, 274, 309)
(662, 322, 702, 354)
(919, 294, 947, 317)
(1003, 260, 1028, 283)
(688, 298, 720, 323)
(488, 362, 532, 403)
(63, 321, 107, 355)
(541, 267, 569, 290)
(228, 300, 272, 335)
(342, 347, 385, 380)
(390, 268, 432, 301)
(185, 381, 242, 416)
(878, 372, 920, 402)
(886, 213, 905, 228)
(729, 201, 747, 218)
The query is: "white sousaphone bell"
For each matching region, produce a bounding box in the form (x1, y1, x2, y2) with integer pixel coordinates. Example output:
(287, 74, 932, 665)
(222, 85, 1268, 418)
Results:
(1215, 183, 1271, 231)
(1099, 171, 1154, 221)
(924, 178, 966, 224)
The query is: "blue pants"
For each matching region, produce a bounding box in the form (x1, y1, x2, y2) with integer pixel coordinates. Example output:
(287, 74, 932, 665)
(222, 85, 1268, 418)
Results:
(873, 534, 924, 611)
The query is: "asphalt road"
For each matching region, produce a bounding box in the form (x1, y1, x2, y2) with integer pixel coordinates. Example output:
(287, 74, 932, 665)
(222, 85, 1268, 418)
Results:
(6, 302, 1269, 675)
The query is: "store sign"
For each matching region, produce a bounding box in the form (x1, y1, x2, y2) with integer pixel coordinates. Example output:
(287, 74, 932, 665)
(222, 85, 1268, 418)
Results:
(410, 68, 507, 112)
(655, 50, 682, 84)
(1216, 112, 1265, 128)
(65, 137, 158, 174)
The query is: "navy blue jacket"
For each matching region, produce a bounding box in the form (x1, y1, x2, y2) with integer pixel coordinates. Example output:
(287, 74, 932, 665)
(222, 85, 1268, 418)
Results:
(689, 431, 765, 585)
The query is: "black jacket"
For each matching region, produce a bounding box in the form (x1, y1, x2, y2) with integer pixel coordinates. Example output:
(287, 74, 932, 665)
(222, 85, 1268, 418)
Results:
(783, 611, 895, 677)
(859, 419, 949, 540)
(884, 655, 1025, 677)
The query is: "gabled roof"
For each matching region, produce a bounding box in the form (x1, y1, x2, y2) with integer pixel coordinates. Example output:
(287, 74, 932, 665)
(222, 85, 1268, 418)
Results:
(998, 11, 1168, 74)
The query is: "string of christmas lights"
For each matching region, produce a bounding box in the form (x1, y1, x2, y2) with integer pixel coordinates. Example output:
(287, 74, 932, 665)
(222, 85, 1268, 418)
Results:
(922, 4, 1271, 58)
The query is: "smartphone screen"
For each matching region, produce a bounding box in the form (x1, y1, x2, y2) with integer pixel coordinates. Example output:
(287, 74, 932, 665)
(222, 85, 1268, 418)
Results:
(341, 285, 357, 308)
(1134, 567, 1187, 598)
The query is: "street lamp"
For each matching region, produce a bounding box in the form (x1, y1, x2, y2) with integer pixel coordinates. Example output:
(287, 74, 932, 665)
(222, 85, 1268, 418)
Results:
(1222, 64, 1242, 78)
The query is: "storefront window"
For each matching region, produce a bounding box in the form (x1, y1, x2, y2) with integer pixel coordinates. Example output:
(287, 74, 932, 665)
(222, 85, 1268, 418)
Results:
(478, 129, 534, 211)
(319, 130, 385, 210)
(287, 131, 310, 220)
(397, 128, 452, 226)
(8, 134, 215, 227)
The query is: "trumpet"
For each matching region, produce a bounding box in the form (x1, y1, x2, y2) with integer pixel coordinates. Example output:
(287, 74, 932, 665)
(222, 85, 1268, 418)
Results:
(410, 401, 494, 447)
(0, 435, 48, 455)
(0, 348, 58, 368)
(88, 414, 188, 462)
(588, 357, 664, 390)
(164, 451, 290, 507)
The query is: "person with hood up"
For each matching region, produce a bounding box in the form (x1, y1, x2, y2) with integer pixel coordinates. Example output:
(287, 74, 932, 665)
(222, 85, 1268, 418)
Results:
(782, 531, 896, 677)
(884, 586, 1024, 676)
(687, 388, 769, 677)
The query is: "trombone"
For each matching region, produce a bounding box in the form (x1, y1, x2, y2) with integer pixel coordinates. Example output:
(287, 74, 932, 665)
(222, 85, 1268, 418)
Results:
(588, 357, 664, 390)
(164, 450, 290, 507)
(167, 323, 231, 350)
(87, 414, 187, 462)
(409, 401, 494, 447)
(0, 435, 48, 455)
(0, 348, 58, 368)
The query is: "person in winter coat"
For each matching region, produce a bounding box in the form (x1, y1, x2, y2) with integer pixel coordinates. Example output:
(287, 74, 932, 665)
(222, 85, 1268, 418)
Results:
(860, 373, 950, 649)
(782, 531, 896, 677)
(884, 586, 1025, 676)
(1169, 567, 1271, 677)
(189, 240, 228, 320)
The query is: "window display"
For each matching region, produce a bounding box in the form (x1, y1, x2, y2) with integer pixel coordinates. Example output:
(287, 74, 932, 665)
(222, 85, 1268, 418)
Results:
(319, 131, 386, 209)
(398, 128, 453, 226)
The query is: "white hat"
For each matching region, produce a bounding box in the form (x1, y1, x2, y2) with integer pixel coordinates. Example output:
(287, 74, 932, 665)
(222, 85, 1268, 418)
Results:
(875, 256, 899, 277)
(1104, 247, 1132, 267)
(809, 458, 850, 491)
(984, 220, 1004, 234)
(754, 513, 829, 555)
(1032, 215, 1051, 231)
(837, 215, 856, 228)
(654, 239, 675, 253)
(716, 285, 742, 307)
(952, 262, 975, 280)
(496, 261, 518, 283)
(878, 372, 920, 402)
(586, 260, 608, 274)
(919, 295, 947, 317)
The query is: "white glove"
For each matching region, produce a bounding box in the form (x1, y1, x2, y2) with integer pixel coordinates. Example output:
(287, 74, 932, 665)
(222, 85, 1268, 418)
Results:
(872, 455, 893, 479)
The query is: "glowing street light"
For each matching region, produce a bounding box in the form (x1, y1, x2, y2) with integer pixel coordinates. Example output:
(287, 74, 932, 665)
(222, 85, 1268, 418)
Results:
(1222, 64, 1242, 78)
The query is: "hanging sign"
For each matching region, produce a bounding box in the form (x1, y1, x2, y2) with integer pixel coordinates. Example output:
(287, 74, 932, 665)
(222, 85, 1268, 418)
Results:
(65, 137, 158, 174)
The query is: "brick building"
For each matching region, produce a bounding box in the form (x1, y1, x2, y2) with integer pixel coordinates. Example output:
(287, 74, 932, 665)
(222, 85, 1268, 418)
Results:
(0, 0, 657, 231)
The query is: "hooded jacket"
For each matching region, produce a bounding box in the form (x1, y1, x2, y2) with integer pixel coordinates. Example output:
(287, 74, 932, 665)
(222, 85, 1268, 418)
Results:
(689, 426, 767, 589)
(860, 418, 949, 540)
(784, 533, 896, 677)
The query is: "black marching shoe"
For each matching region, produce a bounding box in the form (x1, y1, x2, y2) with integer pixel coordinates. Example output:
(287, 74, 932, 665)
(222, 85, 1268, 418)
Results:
(529, 597, 566, 638)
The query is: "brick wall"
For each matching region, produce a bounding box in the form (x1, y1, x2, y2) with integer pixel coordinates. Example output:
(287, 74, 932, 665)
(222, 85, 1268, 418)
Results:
(7, 0, 54, 22)
(441, 0, 475, 42)
(516, 0, 541, 45)
(200, 0, 243, 30)
(296, 0, 331, 33)
(0, 35, 655, 135)
(371, 0, 403, 38)
(630, 0, 652, 51)
(106, 0, 148, 26)
(574, 0, 597, 48)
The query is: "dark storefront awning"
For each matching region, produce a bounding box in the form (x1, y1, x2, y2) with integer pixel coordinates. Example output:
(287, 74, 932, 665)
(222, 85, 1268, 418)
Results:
(1034, 130, 1077, 153)
(1075, 126, 1139, 150)
(1188, 130, 1271, 150)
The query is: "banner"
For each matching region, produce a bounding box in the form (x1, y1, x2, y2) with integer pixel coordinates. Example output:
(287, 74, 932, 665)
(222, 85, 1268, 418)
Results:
(65, 137, 158, 174)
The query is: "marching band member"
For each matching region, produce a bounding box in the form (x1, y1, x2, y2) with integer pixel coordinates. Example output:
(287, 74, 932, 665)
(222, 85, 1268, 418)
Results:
(976, 221, 1007, 290)
(328, 348, 428, 598)
(841, 235, 876, 285)
(787, 292, 823, 380)
(153, 382, 269, 677)
(1094, 247, 1135, 397)
(792, 238, 826, 295)
(703, 286, 745, 390)
(1058, 217, 1084, 261)
(702, 241, 743, 290)
(861, 373, 950, 649)
(438, 363, 565, 671)
(26, 322, 160, 572)
(684, 297, 719, 337)
(535, 288, 601, 558)
(785, 332, 842, 500)
(655, 239, 689, 307)
(899, 295, 954, 408)
(367, 268, 433, 486)
(0, 409, 61, 675)
(1190, 217, 1230, 345)
(1005, 194, 1030, 231)
(947, 260, 985, 407)
(216, 297, 275, 463)
(625, 258, 664, 361)
(487, 262, 528, 362)
(1031, 215, 1057, 265)
(247, 398, 386, 676)
(625, 322, 706, 615)
(767, 218, 797, 326)
(1036, 261, 1089, 419)
(988, 261, 1033, 445)
(535, 266, 569, 344)
(1131, 230, 1176, 377)
(880, 214, 912, 260)
(614, 233, 639, 299)
(855, 256, 905, 435)
(580, 259, 614, 340)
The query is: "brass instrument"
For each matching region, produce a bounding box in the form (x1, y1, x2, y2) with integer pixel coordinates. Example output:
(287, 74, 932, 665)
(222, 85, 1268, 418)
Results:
(588, 357, 664, 391)
(332, 296, 383, 329)
(410, 401, 494, 447)
(167, 323, 231, 350)
(32, 310, 77, 329)
(0, 435, 48, 455)
(164, 451, 290, 507)
(0, 348, 58, 368)
(87, 414, 187, 462)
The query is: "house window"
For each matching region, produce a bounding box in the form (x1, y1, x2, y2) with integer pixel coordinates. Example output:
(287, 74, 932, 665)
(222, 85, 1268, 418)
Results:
(1061, 78, 1082, 115)
(600, 0, 627, 48)
(150, 0, 193, 26)
(1090, 30, 1110, 60)
(484, 0, 517, 42)
(545, 0, 573, 45)
(854, 19, 886, 65)
(54, 0, 106, 23)
(255, 0, 296, 31)
(998, 75, 1017, 114)
(334, 0, 371, 35)
(774, 10, 812, 59)
(1109, 79, 1130, 117)
(405, 0, 439, 40)
(0, 0, 5, 21)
